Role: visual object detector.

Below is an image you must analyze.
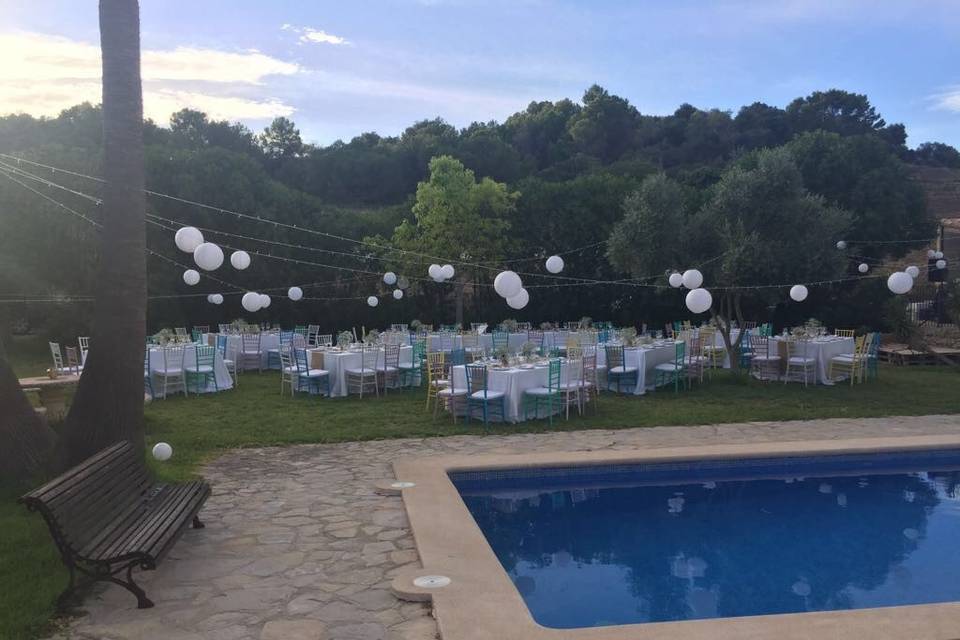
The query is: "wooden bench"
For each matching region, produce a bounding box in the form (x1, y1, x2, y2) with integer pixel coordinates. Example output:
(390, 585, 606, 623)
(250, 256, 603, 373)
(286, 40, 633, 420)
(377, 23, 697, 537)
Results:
(19, 441, 210, 609)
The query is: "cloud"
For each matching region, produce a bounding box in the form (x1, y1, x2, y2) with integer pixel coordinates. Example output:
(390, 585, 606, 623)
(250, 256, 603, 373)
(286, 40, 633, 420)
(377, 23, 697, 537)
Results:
(281, 24, 349, 46)
(0, 31, 298, 122)
(930, 87, 960, 112)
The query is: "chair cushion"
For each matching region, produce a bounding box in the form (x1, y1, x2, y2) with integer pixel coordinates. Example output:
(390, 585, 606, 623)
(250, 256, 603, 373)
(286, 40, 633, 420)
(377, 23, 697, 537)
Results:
(345, 368, 377, 376)
(524, 386, 558, 396)
(655, 363, 682, 372)
(470, 390, 505, 400)
(437, 388, 468, 397)
(609, 366, 638, 374)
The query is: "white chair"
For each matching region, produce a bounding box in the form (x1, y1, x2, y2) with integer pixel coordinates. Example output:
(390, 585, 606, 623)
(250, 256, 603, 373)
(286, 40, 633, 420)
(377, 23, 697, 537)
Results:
(156, 346, 186, 398)
(784, 339, 816, 387)
(345, 346, 379, 398)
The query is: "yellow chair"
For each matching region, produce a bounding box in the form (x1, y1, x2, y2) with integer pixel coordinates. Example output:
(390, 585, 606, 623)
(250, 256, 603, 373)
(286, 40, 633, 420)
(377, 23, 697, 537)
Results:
(829, 334, 868, 385)
(424, 351, 448, 411)
(834, 329, 855, 338)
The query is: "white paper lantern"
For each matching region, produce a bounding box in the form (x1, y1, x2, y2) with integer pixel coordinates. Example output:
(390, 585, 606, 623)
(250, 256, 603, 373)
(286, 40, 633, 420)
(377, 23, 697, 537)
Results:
(858, 263, 869, 274)
(193, 242, 224, 271)
(211, 293, 223, 305)
(242, 292, 261, 312)
(259, 294, 271, 309)
(545, 255, 564, 274)
(927, 249, 936, 259)
(494, 271, 523, 298)
(230, 250, 251, 270)
(441, 264, 455, 280)
(152, 442, 173, 461)
(936, 259, 947, 270)
(685, 288, 712, 314)
(935, 251, 944, 259)
(182, 269, 200, 286)
(288, 286, 303, 301)
(506, 288, 529, 310)
(668, 272, 683, 288)
(393, 289, 403, 300)
(428, 264, 442, 279)
(905, 265, 920, 279)
(174, 226, 204, 253)
(887, 272, 914, 295)
(681, 269, 703, 289)
(383, 271, 397, 285)
(789, 285, 808, 302)
(367, 295, 379, 307)
(836, 240, 847, 250)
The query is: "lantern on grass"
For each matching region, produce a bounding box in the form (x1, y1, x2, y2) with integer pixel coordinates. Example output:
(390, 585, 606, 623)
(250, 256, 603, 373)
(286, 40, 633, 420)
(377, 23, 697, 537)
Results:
(668, 272, 683, 288)
(545, 255, 564, 274)
(193, 242, 224, 271)
(789, 285, 808, 302)
(152, 442, 173, 461)
(288, 286, 303, 301)
(393, 289, 404, 300)
(887, 272, 913, 295)
(506, 288, 529, 310)
(242, 292, 261, 312)
(858, 263, 869, 274)
(367, 296, 379, 307)
(383, 271, 397, 285)
(182, 269, 200, 286)
(230, 250, 251, 270)
(681, 269, 703, 289)
(494, 271, 523, 298)
(174, 226, 203, 253)
(259, 294, 271, 309)
(685, 288, 712, 314)
(905, 265, 920, 279)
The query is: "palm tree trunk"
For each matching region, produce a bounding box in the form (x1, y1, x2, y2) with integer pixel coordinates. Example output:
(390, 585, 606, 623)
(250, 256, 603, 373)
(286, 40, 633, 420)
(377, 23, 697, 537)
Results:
(61, 0, 146, 467)
(0, 336, 57, 483)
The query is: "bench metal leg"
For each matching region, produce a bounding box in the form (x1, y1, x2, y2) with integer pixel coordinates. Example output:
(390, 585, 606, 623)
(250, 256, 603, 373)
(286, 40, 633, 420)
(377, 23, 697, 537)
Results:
(192, 515, 205, 529)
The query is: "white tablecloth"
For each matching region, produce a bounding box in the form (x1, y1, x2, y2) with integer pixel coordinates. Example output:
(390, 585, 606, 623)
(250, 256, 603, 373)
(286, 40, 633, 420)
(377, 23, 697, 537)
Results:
(308, 346, 414, 397)
(772, 336, 855, 384)
(148, 345, 232, 395)
(450, 360, 578, 423)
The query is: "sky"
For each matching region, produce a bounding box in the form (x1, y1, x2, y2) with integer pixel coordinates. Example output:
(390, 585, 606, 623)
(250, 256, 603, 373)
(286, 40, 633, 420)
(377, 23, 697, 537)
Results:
(1, 0, 958, 148)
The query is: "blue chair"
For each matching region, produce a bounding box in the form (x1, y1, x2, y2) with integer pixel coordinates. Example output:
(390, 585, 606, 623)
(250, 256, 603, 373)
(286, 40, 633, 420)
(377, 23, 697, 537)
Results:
(466, 364, 506, 425)
(294, 348, 331, 396)
(523, 359, 562, 424)
(185, 345, 218, 394)
(604, 345, 638, 393)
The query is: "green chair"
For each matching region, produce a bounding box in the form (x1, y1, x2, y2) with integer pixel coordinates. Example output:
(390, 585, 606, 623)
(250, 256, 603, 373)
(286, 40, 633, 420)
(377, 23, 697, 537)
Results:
(653, 341, 686, 392)
(523, 359, 561, 425)
(185, 345, 218, 394)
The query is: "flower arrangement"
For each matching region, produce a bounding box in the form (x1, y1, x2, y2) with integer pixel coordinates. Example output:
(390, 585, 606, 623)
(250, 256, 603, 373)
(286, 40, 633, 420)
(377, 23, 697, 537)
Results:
(500, 318, 519, 333)
(520, 340, 538, 360)
(337, 331, 352, 348)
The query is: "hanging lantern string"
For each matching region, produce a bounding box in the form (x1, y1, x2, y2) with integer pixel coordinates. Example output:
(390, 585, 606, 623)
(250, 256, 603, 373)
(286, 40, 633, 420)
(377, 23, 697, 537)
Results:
(0, 163, 918, 297)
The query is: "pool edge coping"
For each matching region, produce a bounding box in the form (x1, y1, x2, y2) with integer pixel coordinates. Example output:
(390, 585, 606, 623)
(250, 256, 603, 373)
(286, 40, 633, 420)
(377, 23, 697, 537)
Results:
(392, 433, 960, 640)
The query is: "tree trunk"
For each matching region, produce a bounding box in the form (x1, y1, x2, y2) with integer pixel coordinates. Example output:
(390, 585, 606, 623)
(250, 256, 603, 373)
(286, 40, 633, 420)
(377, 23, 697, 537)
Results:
(0, 336, 58, 483)
(61, 0, 146, 467)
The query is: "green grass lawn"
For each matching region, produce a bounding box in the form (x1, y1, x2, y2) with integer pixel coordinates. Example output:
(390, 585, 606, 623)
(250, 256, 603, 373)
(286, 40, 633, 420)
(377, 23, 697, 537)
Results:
(3, 364, 960, 638)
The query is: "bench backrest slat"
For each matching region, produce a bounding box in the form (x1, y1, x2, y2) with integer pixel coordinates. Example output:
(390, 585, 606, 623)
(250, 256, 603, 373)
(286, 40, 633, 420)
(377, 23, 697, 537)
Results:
(20, 441, 153, 556)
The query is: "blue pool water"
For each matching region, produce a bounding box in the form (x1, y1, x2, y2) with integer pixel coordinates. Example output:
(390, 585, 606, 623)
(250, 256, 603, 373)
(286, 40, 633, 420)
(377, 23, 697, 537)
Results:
(452, 450, 960, 628)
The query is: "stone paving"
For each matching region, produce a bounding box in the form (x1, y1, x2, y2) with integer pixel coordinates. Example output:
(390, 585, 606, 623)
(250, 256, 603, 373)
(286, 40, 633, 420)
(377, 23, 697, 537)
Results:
(56, 414, 960, 640)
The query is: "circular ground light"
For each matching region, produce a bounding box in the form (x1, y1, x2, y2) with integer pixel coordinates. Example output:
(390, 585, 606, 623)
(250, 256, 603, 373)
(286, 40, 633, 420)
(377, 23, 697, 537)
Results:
(413, 575, 451, 589)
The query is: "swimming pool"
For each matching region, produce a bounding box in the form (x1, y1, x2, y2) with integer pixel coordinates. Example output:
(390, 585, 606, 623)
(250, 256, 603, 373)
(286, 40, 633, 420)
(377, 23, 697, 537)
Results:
(451, 450, 960, 629)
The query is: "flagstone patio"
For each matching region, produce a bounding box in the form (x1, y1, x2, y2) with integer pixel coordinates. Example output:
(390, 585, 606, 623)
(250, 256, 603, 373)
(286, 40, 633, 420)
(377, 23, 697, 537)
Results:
(55, 414, 960, 640)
